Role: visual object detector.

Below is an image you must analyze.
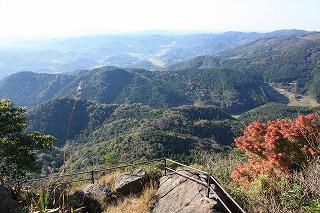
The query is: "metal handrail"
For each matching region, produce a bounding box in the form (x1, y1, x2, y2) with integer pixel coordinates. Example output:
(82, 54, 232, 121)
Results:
(210, 175, 246, 213)
(209, 185, 233, 213)
(165, 158, 210, 175)
(22, 158, 164, 183)
(21, 157, 245, 212)
(164, 158, 245, 213)
(165, 167, 207, 186)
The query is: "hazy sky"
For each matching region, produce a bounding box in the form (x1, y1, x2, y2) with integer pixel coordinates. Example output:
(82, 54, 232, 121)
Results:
(0, 0, 319, 40)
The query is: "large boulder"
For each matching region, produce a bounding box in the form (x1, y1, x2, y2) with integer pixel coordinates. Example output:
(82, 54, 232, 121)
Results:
(152, 170, 218, 213)
(69, 183, 110, 213)
(0, 186, 15, 213)
(83, 183, 111, 199)
(115, 169, 148, 196)
(70, 190, 102, 213)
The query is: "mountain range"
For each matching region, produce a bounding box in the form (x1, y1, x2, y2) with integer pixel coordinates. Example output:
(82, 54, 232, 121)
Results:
(1, 29, 320, 173)
(2, 30, 320, 110)
(0, 66, 281, 113)
(0, 29, 310, 78)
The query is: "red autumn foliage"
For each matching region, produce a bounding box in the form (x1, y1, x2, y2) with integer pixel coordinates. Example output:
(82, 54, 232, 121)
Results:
(231, 114, 320, 186)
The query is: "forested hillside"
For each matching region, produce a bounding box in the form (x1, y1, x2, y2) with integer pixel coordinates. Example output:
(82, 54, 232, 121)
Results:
(221, 33, 320, 98)
(1, 66, 280, 113)
(66, 103, 240, 171)
(166, 32, 320, 104)
(309, 71, 320, 101)
(0, 71, 75, 106)
(28, 98, 119, 146)
(28, 100, 320, 173)
(57, 66, 189, 108)
(153, 68, 278, 112)
(238, 102, 318, 124)
(27, 97, 240, 172)
(167, 55, 222, 70)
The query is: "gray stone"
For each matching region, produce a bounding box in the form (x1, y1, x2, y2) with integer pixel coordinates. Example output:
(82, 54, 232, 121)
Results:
(115, 168, 148, 196)
(70, 190, 102, 213)
(83, 183, 111, 199)
(152, 170, 218, 213)
(0, 186, 15, 213)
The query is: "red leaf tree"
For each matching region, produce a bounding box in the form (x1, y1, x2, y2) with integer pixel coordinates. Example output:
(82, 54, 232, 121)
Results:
(231, 114, 320, 186)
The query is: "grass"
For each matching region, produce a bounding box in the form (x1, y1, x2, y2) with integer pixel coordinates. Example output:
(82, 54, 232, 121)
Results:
(104, 182, 158, 213)
(96, 167, 160, 212)
(98, 170, 123, 192)
(15, 164, 163, 212)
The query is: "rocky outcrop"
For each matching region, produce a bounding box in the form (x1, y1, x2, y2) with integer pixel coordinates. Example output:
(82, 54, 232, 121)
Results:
(69, 183, 110, 212)
(83, 183, 111, 199)
(0, 186, 15, 213)
(115, 168, 148, 196)
(70, 190, 102, 213)
(152, 170, 218, 213)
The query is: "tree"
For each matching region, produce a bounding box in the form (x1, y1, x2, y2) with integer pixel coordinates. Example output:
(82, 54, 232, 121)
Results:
(0, 99, 55, 183)
(231, 114, 320, 186)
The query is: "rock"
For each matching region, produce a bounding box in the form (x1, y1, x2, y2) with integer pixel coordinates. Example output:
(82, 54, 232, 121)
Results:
(0, 186, 15, 213)
(71, 190, 86, 206)
(83, 183, 111, 199)
(70, 190, 102, 213)
(115, 168, 148, 196)
(152, 170, 218, 213)
(69, 183, 110, 212)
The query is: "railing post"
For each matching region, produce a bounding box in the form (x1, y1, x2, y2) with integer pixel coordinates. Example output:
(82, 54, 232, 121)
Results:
(163, 158, 167, 176)
(207, 173, 210, 198)
(91, 170, 95, 184)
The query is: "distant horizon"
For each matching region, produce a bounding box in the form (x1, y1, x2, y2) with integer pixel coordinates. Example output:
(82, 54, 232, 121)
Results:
(0, 28, 318, 45)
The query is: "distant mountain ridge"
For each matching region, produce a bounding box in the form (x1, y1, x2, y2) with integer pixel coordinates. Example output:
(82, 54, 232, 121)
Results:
(221, 32, 320, 100)
(0, 29, 312, 78)
(0, 71, 75, 106)
(168, 32, 320, 101)
(168, 55, 222, 70)
(0, 66, 280, 113)
(1, 30, 319, 111)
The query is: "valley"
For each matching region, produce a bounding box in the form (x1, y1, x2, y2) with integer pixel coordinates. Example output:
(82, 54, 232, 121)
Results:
(269, 82, 320, 107)
(1, 30, 319, 174)
(1, 30, 319, 173)
(1, 29, 320, 213)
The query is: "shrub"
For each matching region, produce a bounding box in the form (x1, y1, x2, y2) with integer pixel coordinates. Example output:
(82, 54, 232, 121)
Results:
(0, 99, 55, 183)
(231, 114, 320, 186)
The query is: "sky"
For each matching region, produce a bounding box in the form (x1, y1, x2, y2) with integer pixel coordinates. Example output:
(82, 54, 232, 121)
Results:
(0, 0, 319, 41)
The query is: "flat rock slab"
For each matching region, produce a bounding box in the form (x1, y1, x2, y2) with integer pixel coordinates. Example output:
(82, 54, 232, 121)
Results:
(152, 170, 218, 213)
(115, 169, 148, 196)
